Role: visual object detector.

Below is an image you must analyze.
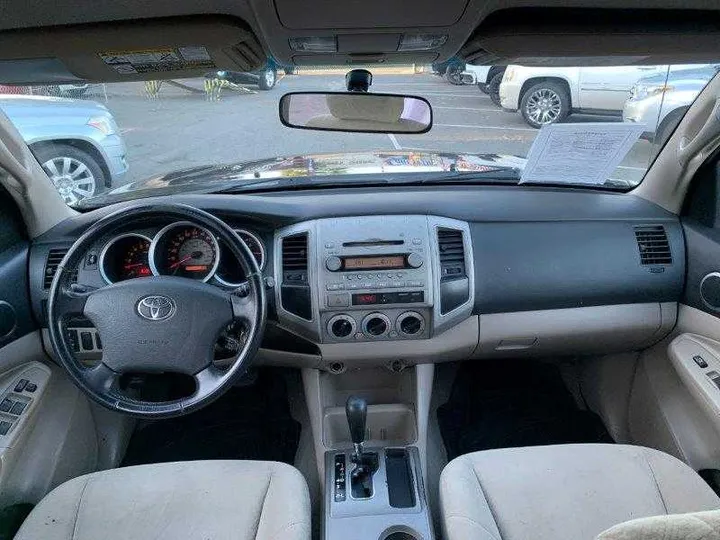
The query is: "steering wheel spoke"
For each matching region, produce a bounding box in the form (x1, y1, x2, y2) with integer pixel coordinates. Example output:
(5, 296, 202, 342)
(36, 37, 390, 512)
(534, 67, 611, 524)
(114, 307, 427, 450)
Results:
(230, 292, 257, 325)
(53, 285, 92, 317)
(83, 362, 120, 394)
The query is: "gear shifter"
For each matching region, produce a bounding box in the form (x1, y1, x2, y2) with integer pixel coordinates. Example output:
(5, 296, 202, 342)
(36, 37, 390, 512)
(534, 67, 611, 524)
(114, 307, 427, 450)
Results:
(345, 395, 378, 498)
(346, 395, 367, 461)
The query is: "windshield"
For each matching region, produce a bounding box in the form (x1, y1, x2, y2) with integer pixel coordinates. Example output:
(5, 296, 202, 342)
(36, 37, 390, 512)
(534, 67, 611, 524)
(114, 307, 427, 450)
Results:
(0, 62, 716, 208)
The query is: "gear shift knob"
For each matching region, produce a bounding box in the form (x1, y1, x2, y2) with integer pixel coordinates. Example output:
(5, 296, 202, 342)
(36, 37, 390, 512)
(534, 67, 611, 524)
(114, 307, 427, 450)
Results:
(346, 395, 367, 455)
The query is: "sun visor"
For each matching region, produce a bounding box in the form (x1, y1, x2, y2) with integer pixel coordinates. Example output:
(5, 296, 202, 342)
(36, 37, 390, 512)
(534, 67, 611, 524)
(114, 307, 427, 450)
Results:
(462, 8, 720, 66)
(0, 16, 267, 84)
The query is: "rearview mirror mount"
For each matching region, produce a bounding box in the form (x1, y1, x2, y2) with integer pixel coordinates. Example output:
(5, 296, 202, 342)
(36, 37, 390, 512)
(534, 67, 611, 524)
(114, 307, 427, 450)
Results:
(279, 92, 433, 134)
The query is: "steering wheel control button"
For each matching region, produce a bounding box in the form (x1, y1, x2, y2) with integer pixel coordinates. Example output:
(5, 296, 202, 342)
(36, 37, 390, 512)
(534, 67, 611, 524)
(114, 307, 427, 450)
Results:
(80, 332, 94, 350)
(136, 295, 177, 321)
(13, 379, 28, 392)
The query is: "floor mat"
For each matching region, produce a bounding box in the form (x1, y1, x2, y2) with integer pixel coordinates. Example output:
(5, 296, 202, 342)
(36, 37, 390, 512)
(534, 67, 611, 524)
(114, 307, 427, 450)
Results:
(122, 369, 301, 466)
(437, 361, 613, 461)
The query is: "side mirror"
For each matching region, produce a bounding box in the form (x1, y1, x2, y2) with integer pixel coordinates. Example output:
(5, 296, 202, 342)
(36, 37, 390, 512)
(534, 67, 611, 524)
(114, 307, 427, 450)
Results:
(279, 92, 432, 134)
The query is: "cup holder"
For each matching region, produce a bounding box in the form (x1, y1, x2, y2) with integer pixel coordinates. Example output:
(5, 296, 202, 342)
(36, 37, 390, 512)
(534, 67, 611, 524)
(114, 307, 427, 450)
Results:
(380, 526, 421, 540)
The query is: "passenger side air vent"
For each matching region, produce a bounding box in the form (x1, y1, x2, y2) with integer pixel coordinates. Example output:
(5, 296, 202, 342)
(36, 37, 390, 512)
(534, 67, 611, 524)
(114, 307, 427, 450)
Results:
(634, 225, 672, 265)
(437, 228, 469, 314)
(438, 228, 466, 280)
(281, 233, 312, 320)
(43, 248, 73, 289)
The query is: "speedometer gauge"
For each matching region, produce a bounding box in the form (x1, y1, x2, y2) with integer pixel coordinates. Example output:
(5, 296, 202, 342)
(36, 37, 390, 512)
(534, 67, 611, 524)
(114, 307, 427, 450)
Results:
(100, 234, 152, 284)
(150, 223, 220, 282)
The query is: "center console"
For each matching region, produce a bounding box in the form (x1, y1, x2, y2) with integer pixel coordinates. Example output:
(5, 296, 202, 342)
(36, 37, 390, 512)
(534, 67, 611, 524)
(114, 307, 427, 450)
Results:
(324, 395, 434, 540)
(274, 215, 474, 348)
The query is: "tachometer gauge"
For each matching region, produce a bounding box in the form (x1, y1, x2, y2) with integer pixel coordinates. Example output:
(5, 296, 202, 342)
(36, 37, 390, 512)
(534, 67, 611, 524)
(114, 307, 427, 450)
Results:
(150, 223, 220, 282)
(215, 229, 266, 287)
(100, 234, 153, 284)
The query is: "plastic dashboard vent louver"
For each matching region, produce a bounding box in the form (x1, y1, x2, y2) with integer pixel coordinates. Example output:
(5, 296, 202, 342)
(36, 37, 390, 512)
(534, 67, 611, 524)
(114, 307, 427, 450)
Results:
(282, 233, 308, 275)
(43, 248, 70, 289)
(634, 225, 672, 265)
(437, 228, 466, 280)
(281, 233, 311, 320)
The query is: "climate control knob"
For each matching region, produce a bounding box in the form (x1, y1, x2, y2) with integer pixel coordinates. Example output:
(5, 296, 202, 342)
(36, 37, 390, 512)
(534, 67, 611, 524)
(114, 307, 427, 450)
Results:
(325, 256, 342, 271)
(362, 313, 391, 337)
(407, 253, 424, 268)
(327, 315, 356, 339)
(397, 311, 425, 336)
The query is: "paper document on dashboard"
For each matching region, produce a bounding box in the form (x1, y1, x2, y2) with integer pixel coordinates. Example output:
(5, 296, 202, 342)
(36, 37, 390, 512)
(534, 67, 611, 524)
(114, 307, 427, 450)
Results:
(519, 122, 646, 185)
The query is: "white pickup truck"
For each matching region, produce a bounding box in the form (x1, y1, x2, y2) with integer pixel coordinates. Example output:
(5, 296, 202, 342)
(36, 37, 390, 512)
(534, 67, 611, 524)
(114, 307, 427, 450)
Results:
(499, 65, 669, 128)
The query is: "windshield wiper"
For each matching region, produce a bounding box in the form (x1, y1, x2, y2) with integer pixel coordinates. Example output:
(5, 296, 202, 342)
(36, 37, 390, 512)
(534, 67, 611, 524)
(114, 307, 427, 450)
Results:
(216, 168, 522, 194)
(418, 169, 521, 184)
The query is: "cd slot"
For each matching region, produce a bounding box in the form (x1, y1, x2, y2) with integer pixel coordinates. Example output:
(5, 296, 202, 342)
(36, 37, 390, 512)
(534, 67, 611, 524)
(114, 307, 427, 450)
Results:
(342, 240, 405, 247)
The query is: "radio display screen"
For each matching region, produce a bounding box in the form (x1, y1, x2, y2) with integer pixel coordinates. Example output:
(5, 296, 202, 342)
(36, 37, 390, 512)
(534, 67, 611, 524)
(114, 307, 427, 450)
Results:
(343, 255, 404, 270)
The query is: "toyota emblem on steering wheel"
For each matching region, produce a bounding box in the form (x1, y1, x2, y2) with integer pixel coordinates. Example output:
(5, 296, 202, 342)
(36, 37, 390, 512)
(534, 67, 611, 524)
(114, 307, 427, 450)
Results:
(137, 295, 176, 321)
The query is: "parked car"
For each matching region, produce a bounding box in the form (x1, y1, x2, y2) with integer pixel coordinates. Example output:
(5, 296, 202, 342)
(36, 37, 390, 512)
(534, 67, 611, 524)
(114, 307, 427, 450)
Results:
(474, 66, 506, 106)
(0, 94, 128, 205)
(209, 58, 291, 91)
(624, 64, 720, 146)
(499, 64, 671, 128)
(431, 57, 466, 84)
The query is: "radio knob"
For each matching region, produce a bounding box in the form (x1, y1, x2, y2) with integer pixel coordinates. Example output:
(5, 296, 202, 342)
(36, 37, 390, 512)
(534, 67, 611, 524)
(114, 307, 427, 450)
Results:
(407, 253, 424, 268)
(325, 256, 342, 271)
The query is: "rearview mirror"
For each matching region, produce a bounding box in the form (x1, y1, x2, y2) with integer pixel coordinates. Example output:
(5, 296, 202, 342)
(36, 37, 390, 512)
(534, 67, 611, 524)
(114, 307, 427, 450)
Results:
(279, 92, 432, 134)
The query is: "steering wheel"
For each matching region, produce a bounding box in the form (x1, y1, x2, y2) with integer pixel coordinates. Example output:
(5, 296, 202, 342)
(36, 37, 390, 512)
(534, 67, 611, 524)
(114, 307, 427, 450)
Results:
(47, 203, 266, 418)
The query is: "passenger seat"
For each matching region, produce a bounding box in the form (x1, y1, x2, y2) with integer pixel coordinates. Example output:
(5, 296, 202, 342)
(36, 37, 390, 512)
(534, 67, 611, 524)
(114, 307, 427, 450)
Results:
(439, 444, 720, 540)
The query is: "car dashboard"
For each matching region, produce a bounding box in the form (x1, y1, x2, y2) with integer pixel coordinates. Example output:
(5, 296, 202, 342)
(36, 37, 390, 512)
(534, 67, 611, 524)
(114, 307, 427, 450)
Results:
(29, 185, 685, 372)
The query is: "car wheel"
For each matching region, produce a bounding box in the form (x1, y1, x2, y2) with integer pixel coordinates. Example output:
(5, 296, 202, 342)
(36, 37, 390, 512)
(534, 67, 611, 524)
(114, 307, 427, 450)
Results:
(34, 144, 106, 206)
(487, 72, 504, 107)
(445, 66, 464, 85)
(520, 81, 570, 128)
(477, 82, 489, 94)
(258, 67, 277, 90)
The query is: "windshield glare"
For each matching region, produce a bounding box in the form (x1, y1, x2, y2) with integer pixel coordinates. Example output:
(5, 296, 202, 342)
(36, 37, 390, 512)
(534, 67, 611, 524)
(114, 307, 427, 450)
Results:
(0, 62, 716, 208)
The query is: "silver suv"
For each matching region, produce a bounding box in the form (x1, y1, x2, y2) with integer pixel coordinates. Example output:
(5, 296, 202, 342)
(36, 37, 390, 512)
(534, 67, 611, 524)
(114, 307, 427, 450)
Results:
(0, 94, 127, 205)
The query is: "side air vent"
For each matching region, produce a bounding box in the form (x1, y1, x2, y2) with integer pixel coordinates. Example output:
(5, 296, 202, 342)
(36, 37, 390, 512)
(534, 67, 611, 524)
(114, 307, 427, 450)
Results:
(281, 233, 312, 320)
(438, 228, 466, 280)
(634, 225, 672, 265)
(437, 228, 469, 314)
(43, 249, 69, 289)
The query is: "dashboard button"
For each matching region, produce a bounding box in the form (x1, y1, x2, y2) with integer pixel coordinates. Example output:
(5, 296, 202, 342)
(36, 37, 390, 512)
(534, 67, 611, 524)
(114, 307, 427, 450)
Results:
(10, 402, 26, 415)
(327, 293, 350, 307)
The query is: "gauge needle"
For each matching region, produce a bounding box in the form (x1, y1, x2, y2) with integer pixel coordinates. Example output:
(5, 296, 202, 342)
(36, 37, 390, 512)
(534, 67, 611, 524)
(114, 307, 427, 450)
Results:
(170, 255, 192, 270)
(124, 263, 146, 269)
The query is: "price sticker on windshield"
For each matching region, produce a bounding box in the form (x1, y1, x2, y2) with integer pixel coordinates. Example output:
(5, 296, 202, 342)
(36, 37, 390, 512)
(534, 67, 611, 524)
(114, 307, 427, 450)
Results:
(520, 122, 646, 186)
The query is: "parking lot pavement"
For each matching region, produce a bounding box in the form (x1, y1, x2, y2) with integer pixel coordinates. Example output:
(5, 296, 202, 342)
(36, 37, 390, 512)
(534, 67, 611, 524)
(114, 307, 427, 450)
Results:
(101, 73, 653, 187)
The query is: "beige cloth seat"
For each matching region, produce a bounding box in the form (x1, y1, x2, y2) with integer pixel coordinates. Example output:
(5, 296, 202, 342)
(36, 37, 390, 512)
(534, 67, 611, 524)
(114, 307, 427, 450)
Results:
(15, 460, 311, 540)
(440, 444, 720, 540)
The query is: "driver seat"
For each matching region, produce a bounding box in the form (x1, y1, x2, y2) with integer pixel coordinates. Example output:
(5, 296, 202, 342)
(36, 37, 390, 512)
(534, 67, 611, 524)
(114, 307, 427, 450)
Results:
(14, 460, 311, 540)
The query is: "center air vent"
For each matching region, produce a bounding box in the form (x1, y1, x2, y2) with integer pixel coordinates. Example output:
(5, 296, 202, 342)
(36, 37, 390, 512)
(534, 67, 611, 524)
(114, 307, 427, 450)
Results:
(437, 228, 469, 314)
(438, 228, 466, 280)
(43, 248, 69, 289)
(634, 225, 672, 266)
(281, 233, 312, 320)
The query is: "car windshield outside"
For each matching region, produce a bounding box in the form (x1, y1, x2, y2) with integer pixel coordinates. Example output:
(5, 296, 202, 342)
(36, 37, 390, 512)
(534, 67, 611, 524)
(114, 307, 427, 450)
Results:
(0, 61, 716, 208)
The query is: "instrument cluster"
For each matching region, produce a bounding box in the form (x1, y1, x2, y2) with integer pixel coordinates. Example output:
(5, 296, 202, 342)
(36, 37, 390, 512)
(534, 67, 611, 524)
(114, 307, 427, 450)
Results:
(98, 222, 266, 287)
